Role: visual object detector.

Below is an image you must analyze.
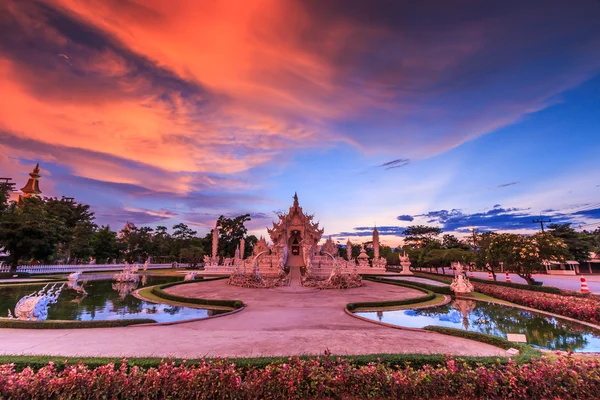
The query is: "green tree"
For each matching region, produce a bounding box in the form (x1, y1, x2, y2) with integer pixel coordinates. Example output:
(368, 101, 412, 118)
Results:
(547, 223, 595, 263)
(90, 225, 120, 263)
(44, 197, 95, 261)
(180, 246, 204, 267)
(70, 221, 96, 262)
(119, 226, 155, 262)
(216, 214, 251, 257)
(0, 197, 65, 269)
(475, 232, 501, 281)
(403, 225, 442, 247)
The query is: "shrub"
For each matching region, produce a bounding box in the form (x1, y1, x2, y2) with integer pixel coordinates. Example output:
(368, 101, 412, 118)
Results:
(0, 319, 156, 329)
(0, 355, 598, 399)
(374, 277, 453, 295)
(348, 280, 435, 310)
(151, 278, 244, 309)
(474, 283, 600, 324)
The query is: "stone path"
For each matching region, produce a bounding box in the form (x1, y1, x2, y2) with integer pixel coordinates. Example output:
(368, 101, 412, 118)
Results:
(0, 279, 506, 358)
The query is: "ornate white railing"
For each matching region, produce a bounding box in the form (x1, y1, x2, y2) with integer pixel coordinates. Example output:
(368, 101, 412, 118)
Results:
(14, 263, 176, 275)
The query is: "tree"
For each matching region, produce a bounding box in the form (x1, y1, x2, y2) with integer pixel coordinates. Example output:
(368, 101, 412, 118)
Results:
(489, 233, 568, 284)
(216, 214, 251, 257)
(0, 197, 65, 269)
(44, 197, 95, 261)
(547, 223, 595, 263)
(91, 225, 120, 263)
(119, 226, 154, 262)
(180, 246, 204, 267)
(476, 232, 501, 281)
(152, 226, 173, 261)
(69, 221, 96, 262)
(403, 225, 442, 247)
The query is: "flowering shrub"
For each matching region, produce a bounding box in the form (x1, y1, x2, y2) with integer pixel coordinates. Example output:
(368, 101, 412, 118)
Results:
(1, 355, 599, 399)
(475, 283, 600, 324)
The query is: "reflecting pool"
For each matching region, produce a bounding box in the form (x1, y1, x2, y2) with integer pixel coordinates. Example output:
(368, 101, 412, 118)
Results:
(1, 275, 229, 323)
(356, 299, 600, 352)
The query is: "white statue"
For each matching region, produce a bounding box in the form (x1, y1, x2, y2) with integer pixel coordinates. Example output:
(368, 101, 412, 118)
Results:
(143, 259, 149, 271)
(450, 262, 474, 295)
(346, 239, 352, 261)
(13, 283, 65, 321)
(68, 271, 83, 281)
(399, 251, 413, 275)
(240, 238, 245, 260)
(184, 271, 197, 281)
(113, 263, 140, 282)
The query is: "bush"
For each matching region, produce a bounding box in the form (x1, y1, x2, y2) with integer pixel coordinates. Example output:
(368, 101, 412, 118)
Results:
(0, 355, 598, 399)
(474, 283, 600, 324)
(416, 271, 564, 294)
(0, 319, 156, 329)
(374, 276, 453, 295)
(0, 272, 31, 279)
(151, 278, 244, 309)
(348, 280, 435, 310)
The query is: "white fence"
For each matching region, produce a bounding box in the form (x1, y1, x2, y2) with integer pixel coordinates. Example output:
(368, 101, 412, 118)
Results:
(10, 263, 175, 275)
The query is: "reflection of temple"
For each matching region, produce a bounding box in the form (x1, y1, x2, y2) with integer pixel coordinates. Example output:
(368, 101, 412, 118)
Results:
(267, 193, 324, 268)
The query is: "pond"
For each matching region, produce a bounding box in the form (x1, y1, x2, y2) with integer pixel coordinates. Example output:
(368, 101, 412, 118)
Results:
(0, 275, 229, 323)
(355, 299, 600, 352)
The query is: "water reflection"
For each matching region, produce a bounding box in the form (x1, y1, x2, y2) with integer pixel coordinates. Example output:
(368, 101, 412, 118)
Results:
(0, 276, 229, 323)
(356, 300, 600, 352)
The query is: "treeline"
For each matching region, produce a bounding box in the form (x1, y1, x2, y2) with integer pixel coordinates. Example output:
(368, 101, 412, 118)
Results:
(0, 189, 257, 268)
(340, 224, 600, 284)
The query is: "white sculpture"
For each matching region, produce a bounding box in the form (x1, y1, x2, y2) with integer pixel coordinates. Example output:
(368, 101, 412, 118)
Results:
(68, 271, 83, 281)
(240, 238, 245, 260)
(143, 259, 149, 271)
(13, 283, 65, 321)
(399, 251, 413, 275)
(450, 262, 474, 295)
(113, 263, 140, 283)
(346, 239, 352, 261)
(184, 271, 197, 281)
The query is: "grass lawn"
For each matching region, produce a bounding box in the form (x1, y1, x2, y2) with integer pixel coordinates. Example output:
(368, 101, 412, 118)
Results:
(137, 286, 235, 311)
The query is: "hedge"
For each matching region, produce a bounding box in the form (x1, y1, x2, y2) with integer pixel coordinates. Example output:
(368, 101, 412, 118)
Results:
(423, 326, 540, 361)
(416, 271, 564, 294)
(151, 277, 244, 309)
(374, 276, 453, 295)
(0, 272, 31, 279)
(347, 279, 435, 310)
(0, 318, 156, 329)
(1, 355, 597, 399)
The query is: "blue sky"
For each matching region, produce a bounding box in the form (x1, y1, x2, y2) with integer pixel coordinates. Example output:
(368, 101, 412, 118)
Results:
(1, 0, 599, 246)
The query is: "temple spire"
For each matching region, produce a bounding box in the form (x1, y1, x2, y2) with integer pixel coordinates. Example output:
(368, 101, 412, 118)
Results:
(20, 163, 42, 199)
(293, 192, 299, 207)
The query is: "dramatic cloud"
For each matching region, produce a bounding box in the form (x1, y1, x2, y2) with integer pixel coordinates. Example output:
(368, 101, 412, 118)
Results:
(397, 215, 415, 222)
(381, 158, 411, 170)
(329, 226, 406, 238)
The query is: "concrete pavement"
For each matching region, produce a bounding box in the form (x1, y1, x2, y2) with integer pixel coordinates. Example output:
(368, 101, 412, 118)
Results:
(0, 279, 506, 358)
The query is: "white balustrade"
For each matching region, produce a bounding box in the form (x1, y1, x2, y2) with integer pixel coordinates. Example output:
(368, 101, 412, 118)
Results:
(14, 263, 175, 275)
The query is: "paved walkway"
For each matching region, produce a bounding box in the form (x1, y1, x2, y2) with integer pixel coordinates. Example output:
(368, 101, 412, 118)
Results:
(0, 280, 505, 358)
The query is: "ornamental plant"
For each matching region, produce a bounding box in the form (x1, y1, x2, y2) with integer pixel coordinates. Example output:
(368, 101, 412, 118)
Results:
(0, 355, 599, 399)
(474, 283, 600, 323)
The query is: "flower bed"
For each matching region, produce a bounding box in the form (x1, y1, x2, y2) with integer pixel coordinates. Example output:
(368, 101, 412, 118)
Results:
(474, 283, 600, 324)
(1, 355, 598, 399)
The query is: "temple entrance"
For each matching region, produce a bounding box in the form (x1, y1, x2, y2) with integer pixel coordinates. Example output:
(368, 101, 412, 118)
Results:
(286, 230, 305, 267)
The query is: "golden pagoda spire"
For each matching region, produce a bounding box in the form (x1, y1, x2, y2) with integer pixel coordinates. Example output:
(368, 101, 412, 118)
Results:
(20, 163, 42, 198)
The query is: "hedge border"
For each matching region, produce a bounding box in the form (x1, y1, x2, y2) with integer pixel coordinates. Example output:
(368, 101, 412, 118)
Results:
(374, 276, 453, 295)
(0, 318, 156, 329)
(0, 350, 533, 373)
(415, 271, 564, 294)
(151, 277, 244, 309)
(423, 326, 541, 362)
(347, 278, 435, 311)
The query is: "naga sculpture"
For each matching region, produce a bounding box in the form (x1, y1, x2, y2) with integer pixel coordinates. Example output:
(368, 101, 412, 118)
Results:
(11, 283, 65, 321)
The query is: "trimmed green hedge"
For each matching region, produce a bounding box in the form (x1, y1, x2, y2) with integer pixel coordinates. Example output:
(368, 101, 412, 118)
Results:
(0, 351, 524, 373)
(374, 276, 453, 295)
(347, 279, 435, 310)
(151, 277, 244, 309)
(0, 272, 31, 279)
(0, 318, 156, 329)
(423, 326, 541, 362)
(416, 271, 563, 294)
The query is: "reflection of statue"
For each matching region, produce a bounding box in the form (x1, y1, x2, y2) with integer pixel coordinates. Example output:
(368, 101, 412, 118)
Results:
(453, 299, 476, 330)
(13, 283, 65, 321)
(450, 262, 474, 295)
(184, 271, 197, 281)
(68, 271, 83, 281)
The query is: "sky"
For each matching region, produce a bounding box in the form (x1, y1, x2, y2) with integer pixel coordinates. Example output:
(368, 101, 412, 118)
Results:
(1, 0, 599, 247)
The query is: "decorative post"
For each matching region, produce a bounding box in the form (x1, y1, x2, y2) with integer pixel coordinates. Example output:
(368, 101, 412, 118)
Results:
(212, 222, 219, 264)
(346, 239, 352, 261)
(372, 226, 380, 259)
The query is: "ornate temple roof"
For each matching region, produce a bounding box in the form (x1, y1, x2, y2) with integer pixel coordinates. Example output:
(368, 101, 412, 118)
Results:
(267, 193, 324, 246)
